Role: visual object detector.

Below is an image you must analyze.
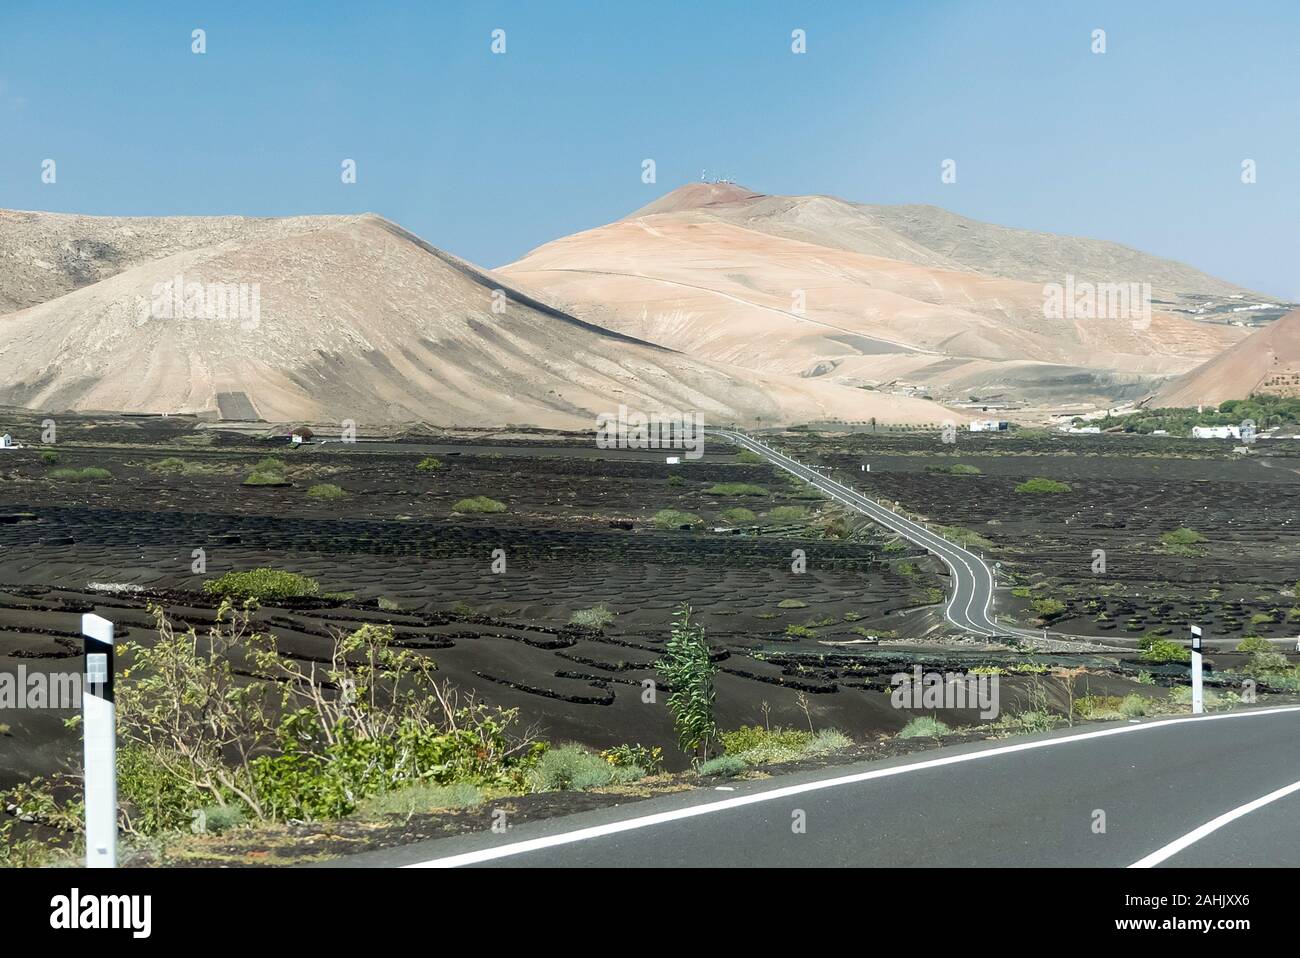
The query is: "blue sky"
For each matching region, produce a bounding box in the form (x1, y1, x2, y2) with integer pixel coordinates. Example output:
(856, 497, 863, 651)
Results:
(1, 0, 1296, 296)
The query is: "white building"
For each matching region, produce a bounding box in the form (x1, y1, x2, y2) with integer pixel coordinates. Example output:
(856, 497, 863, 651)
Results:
(969, 419, 1008, 432)
(1192, 425, 1241, 439)
(1067, 426, 1101, 434)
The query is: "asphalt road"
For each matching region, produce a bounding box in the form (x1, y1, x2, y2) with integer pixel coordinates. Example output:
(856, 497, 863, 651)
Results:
(713, 429, 1015, 638)
(340, 705, 1300, 868)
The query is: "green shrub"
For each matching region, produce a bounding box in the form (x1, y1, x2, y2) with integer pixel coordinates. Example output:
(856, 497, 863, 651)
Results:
(896, 561, 917, 577)
(194, 803, 247, 834)
(767, 505, 809, 521)
(735, 450, 764, 464)
(1015, 477, 1072, 494)
(658, 606, 718, 760)
(354, 782, 483, 819)
(1074, 695, 1125, 720)
(653, 509, 701, 529)
(453, 496, 506, 513)
(925, 464, 982, 475)
(39, 450, 59, 464)
(704, 483, 768, 497)
(1162, 527, 1206, 547)
(1118, 694, 1148, 718)
(243, 470, 287, 486)
(898, 717, 950, 739)
(528, 745, 630, 791)
(600, 744, 664, 774)
(1031, 598, 1067, 620)
(698, 755, 747, 778)
(151, 457, 189, 473)
(777, 598, 807, 609)
(716, 725, 849, 766)
(416, 457, 442, 471)
(1236, 636, 1273, 654)
(667, 473, 685, 486)
(306, 483, 347, 500)
(48, 467, 112, 482)
(203, 568, 321, 602)
(1242, 651, 1291, 679)
(785, 624, 817, 638)
(569, 604, 616, 629)
(721, 507, 756, 523)
(1140, 638, 1191, 663)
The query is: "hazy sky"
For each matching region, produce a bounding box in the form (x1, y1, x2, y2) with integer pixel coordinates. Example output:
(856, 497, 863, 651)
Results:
(2, 0, 1296, 297)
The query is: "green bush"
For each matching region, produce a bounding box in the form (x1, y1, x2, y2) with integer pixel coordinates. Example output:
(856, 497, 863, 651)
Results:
(306, 483, 347, 500)
(600, 744, 664, 774)
(785, 624, 817, 638)
(528, 745, 631, 792)
(658, 606, 718, 760)
(1236, 636, 1273, 654)
(203, 568, 321, 602)
(721, 507, 756, 523)
(767, 505, 808, 521)
(1031, 598, 1067, 620)
(48, 467, 112, 482)
(194, 803, 247, 834)
(704, 483, 768, 497)
(453, 495, 506, 513)
(735, 450, 764, 464)
(151, 457, 189, 473)
(416, 457, 442, 471)
(1015, 477, 1071, 494)
(698, 755, 747, 777)
(243, 470, 287, 486)
(39, 450, 59, 464)
(1118, 694, 1148, 718)
(354, 782, 483, 819)
(777, 598, 807, 609)
(1140, 638, 1191, 663)
(925, 463, 982, 475)
(898, 717, 950, 739)
(1162, 527, 1206, 547)
(667, 473, 685, 486)
(716, 725, 850, 766)
(653, 509, 700, 529)
(254, 457, 286, 473)
(569, 604, 616, 629)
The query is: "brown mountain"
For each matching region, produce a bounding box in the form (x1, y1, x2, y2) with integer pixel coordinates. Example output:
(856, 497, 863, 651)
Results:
(0, 210, 947, 428)
(501, 184, 1263, 405)
(1154, 308, 1300, 406)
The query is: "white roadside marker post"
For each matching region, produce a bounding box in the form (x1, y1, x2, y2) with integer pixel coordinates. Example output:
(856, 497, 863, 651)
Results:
(81, 613, 117, 868)
(1190, 625, 1204, 715)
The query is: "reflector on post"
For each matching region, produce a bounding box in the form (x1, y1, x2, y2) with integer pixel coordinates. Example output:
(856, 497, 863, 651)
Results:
(81, 613, 117, 868)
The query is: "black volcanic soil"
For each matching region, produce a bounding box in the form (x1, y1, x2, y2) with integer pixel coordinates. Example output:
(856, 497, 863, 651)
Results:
(2, 415, 1295, 793)
(779, 429, 1300, 641)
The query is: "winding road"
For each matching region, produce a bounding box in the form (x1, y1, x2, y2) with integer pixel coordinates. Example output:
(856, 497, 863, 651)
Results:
(711, 428, 1015, 638)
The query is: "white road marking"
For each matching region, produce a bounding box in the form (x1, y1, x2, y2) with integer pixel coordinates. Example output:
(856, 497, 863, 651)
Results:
(405, 705, 1300, 868)
(1128, 776, 1300, 868)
